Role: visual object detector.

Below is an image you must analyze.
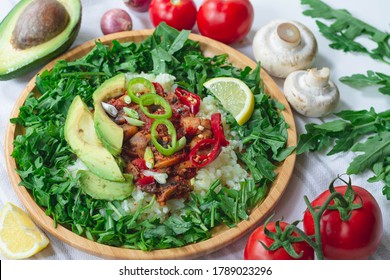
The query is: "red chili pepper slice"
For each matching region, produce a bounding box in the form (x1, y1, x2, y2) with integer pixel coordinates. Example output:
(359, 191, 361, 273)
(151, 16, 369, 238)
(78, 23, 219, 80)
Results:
(132, 158, 148, 171)
(137, 176, 155, 186)
(211, 113, 229, 147)
(175, 87, 201, 115)
(152, 82, 165, 96)
(189, 138, 222, 168)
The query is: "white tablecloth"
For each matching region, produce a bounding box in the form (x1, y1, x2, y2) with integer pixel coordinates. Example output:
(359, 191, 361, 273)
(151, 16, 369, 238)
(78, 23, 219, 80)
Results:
(0, 0, 389, 260)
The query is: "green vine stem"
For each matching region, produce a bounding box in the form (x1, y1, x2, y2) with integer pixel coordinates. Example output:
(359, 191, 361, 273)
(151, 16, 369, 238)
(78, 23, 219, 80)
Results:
(302, 191, 348, 260)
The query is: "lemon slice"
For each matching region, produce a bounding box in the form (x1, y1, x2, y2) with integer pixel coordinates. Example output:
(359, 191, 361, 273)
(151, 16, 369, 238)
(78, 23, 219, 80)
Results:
(0, 203, 49, 259)
(203, 77, 255, 125)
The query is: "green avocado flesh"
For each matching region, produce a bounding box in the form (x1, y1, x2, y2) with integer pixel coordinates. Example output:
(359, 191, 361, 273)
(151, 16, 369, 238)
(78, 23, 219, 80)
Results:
(78, 171, 133, 201)
(64, 95, 125, 182)
(0, 0, 81, 80)
(93, 74, 126, 156)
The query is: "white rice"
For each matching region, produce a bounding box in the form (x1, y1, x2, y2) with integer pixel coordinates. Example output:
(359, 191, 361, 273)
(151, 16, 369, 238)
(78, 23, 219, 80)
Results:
(194, 95, 248, 195)
(69, 89, 249, 222)
(66, 158, 88, 177)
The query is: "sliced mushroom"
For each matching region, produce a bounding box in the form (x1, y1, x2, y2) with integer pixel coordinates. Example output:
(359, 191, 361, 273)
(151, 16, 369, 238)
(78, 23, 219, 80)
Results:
(283, 68, 340, 117)
(253, 19, 318, 78)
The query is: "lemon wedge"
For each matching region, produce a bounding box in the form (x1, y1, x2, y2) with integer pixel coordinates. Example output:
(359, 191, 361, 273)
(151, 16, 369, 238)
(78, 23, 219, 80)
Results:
(0, 203, 49, 259)
(203, 77, 255, 125)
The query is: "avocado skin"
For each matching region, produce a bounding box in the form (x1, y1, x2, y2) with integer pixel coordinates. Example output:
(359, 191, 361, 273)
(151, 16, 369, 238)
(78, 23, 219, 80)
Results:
(78, 171, 133, 201)
(65, 95, 125, 182)
(0, 0, 82, 81)
(93, 74, 126, 156)
(0, 22, 80, 81)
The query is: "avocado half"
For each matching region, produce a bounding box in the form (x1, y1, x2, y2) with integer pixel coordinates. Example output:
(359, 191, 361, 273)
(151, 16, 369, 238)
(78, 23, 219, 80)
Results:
(93, 74, 126, 156)
(0, 0, 82, 80)
(64, 95, 125, 182)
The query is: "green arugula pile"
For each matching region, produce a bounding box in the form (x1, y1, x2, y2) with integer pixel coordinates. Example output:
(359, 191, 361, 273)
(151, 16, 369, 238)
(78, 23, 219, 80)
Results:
(301, 0, 390, 65)
(296, 109, 390, 199)
(299, 0, 390, 199)
(11, 23, 292, 250)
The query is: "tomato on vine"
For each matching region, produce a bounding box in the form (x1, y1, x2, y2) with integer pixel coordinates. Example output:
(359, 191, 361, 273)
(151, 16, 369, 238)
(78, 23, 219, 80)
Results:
(303, 180, 383, 260)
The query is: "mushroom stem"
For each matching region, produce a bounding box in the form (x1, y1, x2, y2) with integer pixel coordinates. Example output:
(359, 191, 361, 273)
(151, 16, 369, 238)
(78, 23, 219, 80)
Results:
(305, 68, 330, 87)
(276, 23, 301, 47)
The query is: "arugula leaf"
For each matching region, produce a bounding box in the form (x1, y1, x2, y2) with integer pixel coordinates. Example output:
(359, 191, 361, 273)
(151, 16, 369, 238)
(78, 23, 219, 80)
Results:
(168, 29, 191, 55)
(368, 159, 390, 199)
(340, 71, 390, 95)
(297, 108, 390, 199)
(301, 0, 390, 65)
(164, 216, 193, 235)
(348, 132, 390, 174)
(348, 132, 390, 200)
(297, 108, 390, 155)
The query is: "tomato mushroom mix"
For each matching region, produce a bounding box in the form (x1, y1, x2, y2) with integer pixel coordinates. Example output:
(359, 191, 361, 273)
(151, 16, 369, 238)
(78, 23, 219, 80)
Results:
(106, 78, 229, 205)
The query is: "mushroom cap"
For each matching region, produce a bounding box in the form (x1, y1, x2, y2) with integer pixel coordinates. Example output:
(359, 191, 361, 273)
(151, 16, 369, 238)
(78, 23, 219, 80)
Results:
(283, 68, 340, 117)
(253, 19, 318, 78)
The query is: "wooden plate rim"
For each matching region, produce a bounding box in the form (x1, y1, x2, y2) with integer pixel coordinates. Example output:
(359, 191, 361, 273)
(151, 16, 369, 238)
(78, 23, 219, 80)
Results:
(4, 30, 297, 259)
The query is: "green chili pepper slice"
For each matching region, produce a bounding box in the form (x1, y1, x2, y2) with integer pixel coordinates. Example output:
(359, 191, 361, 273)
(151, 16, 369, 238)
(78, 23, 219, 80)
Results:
(127, 77, 156, 104)
(151, 119, 178, 156)
(139, 93, 172, 119)
(175, 136, 187, 152)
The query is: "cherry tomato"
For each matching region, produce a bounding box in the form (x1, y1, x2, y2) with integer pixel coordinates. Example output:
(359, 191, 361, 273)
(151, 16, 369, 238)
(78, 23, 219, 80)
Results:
(303, 185, 383, 260)
(196, 0, 254, 44)
(244, 221, 315, 260)
(149, 0, 197, 31)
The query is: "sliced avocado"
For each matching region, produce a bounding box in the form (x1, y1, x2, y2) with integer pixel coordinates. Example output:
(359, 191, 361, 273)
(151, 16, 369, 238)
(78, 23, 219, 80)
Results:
(65, 95, 125, 182)
(78, 170, 133, 201)
(0, 0, 82, 80)
(93, 74, 126, 156)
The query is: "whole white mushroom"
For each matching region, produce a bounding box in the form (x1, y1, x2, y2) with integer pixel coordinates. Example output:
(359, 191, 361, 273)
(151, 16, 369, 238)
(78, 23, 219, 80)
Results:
(283, 67, 340, 117)
(253, 19, 318, 78)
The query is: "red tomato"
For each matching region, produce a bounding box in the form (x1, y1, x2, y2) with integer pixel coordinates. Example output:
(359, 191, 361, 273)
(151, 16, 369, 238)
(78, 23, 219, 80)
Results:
(244, 221, 315, 260)
(196, 0, 254, 44)
(303, 185, 383, 260)
(149, 0, 197, 31)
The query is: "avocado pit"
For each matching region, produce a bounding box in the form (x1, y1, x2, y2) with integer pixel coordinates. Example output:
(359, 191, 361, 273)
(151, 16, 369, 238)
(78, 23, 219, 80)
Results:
(12, 0, 69, 50)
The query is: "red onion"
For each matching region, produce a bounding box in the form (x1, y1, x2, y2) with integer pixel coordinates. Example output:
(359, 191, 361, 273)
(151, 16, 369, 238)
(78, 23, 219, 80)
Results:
(100, 9, 133, 35)
(123, 0, 152, 12)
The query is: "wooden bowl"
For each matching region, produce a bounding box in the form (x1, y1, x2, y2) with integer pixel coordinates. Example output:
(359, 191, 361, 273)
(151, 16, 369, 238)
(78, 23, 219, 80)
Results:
(5, 30, 297, 259)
